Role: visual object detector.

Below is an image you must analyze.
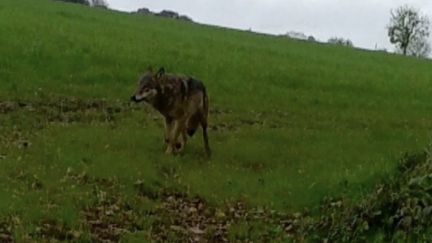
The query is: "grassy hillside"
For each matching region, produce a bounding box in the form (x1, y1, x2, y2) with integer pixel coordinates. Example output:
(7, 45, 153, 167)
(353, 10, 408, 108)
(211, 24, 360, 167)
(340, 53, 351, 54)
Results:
(1, 0, 432, 240)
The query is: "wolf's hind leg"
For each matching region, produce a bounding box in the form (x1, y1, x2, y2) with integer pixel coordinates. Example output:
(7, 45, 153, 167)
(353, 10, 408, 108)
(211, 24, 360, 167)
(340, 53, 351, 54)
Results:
(187, 113, 200, 137)
(201, 91, 211, 157)
(200, 114, 211, 157)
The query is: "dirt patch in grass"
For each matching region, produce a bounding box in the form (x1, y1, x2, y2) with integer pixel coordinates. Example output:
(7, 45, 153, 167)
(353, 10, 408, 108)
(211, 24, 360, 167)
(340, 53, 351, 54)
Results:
(82, 192, 143, 242)
(151, 192, 230, 242)
(0, 98, 138, 123)
(0, 97, 140, 153)
(31, 219, 81, 242)
(58, 170, 294, 242)
(1, 97, 289, 140)
(0, 101, 25, 114)
(60, 170, 145, 242)
(121, 187, 308, 242)
(0, 218, 14, 243)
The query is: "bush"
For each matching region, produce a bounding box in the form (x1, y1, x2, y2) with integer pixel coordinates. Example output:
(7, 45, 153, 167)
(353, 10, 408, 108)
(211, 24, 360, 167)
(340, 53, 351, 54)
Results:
(57, 0, 89, 5)
(328, 37, 354, 47)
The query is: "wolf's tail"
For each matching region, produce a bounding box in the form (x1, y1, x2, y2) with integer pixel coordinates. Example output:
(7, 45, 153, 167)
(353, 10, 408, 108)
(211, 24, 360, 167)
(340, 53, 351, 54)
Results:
(202, 86, 209, 118)
(201, 86, 211, 157)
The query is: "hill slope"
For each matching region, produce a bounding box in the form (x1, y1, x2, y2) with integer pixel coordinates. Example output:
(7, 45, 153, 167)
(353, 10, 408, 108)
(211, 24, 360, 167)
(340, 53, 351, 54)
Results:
(1, 0, 432, 241)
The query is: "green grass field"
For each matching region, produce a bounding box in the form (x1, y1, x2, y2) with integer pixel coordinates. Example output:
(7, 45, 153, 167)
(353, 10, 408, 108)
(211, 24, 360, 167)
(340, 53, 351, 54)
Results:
(1, 0, 432, 241)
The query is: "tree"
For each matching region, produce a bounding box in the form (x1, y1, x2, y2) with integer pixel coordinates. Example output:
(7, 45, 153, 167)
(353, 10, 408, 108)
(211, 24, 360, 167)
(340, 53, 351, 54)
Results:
(157, 10, 180, 18)
(328, 37, 353, 47)
(178, 15, 193, 22)
(136, 8, 152, 15)
(89, 0, 108, 8)
(58, 0, 89, 5)
(307, 36, 316, 42)
(387, 5, 430, 56)
(285, 31, 308, 40)
(407, 36, 431, 58)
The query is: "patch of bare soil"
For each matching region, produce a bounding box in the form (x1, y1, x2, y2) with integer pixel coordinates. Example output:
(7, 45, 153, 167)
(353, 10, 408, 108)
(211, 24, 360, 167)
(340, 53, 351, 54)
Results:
(0, 97, 140, 156)
(151, 192, 230, 242)
(0, 98, 139, 124)
(82, 192, 142, 242)
(0, 218, 14, 243)
(149, 190, 314, 242)
(60, 170, 144, 242)
(58, 171, 298, 242)
(0, 128, 31, 150)
(0, 101, 24, 114)
(1, 98, 286, 138)
(31, 219, 81, 241)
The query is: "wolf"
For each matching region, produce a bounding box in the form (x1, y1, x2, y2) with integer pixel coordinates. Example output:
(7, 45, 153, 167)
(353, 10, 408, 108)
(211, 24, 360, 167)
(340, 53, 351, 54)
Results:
(131, 67, 211, 156)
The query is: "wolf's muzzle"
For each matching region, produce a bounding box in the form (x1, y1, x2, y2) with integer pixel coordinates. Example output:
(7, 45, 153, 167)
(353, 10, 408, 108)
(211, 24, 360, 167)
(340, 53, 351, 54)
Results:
(131, 96, 138, 102)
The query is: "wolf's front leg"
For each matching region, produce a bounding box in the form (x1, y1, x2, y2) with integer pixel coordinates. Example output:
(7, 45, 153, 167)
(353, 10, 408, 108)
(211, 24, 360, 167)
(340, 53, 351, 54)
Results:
(164, 117, 175, 154)
(171, 119, 187, 154)
(165, 145, 174, 155)
(178, 130, 187, 152)
(164, 117, 174, 142)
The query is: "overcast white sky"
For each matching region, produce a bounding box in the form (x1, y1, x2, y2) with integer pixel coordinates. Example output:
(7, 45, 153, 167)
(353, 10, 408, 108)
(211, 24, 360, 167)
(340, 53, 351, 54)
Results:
(106, 0, 432, 51)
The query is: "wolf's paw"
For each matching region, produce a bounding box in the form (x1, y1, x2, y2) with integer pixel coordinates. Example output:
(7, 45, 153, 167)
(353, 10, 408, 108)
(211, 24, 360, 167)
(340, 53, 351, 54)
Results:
(165, 146, 173, 155)
(175, 141, 187, 153)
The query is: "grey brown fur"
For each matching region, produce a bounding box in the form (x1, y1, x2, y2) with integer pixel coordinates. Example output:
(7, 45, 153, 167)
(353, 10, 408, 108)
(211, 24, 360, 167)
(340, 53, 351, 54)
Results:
(131, 68, 211, 156)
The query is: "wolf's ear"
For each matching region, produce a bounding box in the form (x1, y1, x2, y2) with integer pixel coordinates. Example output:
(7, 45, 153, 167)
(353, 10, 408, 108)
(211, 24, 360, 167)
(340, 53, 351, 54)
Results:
(155, 67, 165, 80)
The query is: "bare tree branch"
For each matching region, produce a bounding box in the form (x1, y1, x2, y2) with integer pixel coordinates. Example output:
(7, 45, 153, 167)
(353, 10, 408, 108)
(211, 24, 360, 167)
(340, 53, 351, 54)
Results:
(387, 5, 431, 57)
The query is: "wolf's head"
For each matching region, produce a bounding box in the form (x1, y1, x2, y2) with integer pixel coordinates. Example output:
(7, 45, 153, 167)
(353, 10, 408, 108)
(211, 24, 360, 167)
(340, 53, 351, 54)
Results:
(131, 67, 165, 103)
